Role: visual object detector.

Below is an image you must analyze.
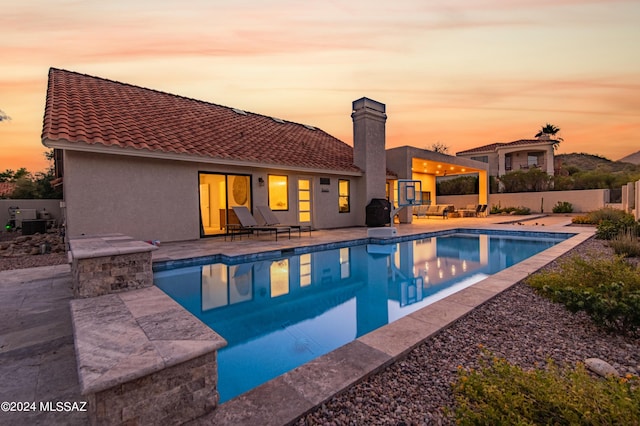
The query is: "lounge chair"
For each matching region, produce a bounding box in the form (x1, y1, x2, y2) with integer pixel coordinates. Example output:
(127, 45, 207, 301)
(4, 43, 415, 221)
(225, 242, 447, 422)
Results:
(255, 205, 312, 237)
(231, 206, 291, 241)
(459, 204, 478, 217)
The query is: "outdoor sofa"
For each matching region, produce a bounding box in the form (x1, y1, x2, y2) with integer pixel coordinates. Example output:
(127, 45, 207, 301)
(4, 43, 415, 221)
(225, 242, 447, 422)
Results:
(412, 204, 449, 219)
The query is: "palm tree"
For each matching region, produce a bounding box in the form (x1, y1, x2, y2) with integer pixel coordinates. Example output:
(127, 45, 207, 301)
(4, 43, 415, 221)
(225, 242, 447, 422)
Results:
(0, 109, 10, 122)
(535, 123, 562, 149)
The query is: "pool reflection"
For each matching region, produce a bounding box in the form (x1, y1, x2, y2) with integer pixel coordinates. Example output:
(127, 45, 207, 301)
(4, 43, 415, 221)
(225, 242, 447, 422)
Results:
(154, 233, 560, 402)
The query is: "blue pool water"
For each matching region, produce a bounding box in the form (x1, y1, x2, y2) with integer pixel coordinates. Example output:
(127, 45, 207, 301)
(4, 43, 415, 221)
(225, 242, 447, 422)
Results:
(154, 230, 570, 403)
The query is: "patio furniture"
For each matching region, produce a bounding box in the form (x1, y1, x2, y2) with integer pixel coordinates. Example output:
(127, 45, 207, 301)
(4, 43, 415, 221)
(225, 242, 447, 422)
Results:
(231, 206, 291, 241)
(458, 204, 478, 217)
(255, 205, 312, 237)
(412, 204, 448, 219)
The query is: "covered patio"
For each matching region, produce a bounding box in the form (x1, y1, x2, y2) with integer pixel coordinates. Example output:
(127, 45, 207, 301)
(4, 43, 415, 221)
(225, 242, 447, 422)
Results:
(386, 146, 489, 223)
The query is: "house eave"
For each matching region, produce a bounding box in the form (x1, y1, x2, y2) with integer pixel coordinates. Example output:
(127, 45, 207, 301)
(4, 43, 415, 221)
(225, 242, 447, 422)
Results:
(42, 138, 363, 177)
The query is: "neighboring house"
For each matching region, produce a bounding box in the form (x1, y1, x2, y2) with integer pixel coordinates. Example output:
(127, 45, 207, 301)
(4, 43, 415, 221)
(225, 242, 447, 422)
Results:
(456, 137, 556, 178)
(41, 68, 487, 242)
(0, 182, 16, 198)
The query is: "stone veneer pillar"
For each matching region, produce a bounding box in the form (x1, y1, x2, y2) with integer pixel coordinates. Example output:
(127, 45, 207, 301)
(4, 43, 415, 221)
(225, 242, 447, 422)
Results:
(69, 234, 158, 298)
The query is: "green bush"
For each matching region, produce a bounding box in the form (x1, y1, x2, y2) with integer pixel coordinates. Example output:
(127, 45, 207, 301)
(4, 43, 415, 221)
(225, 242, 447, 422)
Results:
(490, 204, 502, 214)
(499, 168, 551, 192)
(454, 351, 640, 425)
(595, 215, 639, 240)
(581, 208, 640, 240)
(526, 253, 640, 335)
(552, 201, 573, 213)
(587, 207, 631, 225)
(512, 206, 531, 215)
(609, 229, 640, 257)
(490, 205, 531, 215)
(436, 176, 478, 196)
(596, 219, 624, 240)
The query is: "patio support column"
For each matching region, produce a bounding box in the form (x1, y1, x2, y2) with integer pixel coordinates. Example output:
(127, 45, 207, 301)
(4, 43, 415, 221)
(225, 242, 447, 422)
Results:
(478, 170, 488, 205)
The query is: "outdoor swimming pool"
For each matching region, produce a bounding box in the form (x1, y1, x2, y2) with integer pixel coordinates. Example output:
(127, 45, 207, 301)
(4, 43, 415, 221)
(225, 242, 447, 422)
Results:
(154, 230, 571, 403)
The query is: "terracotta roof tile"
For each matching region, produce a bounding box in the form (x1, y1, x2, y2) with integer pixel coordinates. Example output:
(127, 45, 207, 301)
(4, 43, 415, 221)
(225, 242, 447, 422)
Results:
(456, 139, 556, 155)
(0, 182, 16, 197)
(42, 68, 361, 173)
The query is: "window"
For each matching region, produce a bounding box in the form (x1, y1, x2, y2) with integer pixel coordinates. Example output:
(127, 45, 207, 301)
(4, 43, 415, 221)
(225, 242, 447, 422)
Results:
(338, 179, 350, 213)
(268, 175, 288, 211)
(528, 154, 539, 167)
(471, 155, 488, 163)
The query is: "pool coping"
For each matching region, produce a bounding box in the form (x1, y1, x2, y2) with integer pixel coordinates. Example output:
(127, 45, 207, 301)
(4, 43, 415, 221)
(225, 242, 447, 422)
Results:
(153, 227, 576, 271)
(179, 227, 594, 425)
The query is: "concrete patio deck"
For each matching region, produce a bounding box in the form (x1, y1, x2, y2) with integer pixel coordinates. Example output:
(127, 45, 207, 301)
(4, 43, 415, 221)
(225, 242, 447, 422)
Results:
(0, 214, 593, 425)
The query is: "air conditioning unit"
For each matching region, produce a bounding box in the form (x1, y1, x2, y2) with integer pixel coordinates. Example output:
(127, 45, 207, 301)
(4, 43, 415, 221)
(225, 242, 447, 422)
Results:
(15, 209, 37, 228)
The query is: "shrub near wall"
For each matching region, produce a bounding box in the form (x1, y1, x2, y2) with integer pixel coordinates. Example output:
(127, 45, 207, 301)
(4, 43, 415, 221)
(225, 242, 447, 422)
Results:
(490, 204, 531, 215)
(552, 201, 573, 213)
(438, 189, 608, 214)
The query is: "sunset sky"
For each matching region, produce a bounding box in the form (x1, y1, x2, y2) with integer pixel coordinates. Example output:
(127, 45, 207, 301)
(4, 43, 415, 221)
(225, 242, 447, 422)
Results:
(1, 0, 639, 173)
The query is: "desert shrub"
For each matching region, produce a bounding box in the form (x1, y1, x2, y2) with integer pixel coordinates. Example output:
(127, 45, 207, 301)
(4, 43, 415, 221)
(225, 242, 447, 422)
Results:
(490, 204, 502, 214)
(552, 201, 573, 213)
(595, 215, 639, 240)
(454, 351, 640, 425)
(527, 253, 640, 335)
(571, 215, 593, 224)
(490, 205, 531, 215)
(582, 208, 640, 240)
(512, 206, 531, 215)
(587, 207, 631, 224)
(596, 220, 622, 240)
(609, 228, 640, 257)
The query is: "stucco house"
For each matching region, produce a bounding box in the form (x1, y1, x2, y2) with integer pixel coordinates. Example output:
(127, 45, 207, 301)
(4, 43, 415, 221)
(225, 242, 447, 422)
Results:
(456, 137, 556, 179)
(41, 68, 487, 242)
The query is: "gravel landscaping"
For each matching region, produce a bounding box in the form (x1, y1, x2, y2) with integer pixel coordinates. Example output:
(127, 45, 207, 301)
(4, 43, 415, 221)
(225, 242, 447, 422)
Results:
(0, 231, 67, 271)
(297, 237, 640, 425)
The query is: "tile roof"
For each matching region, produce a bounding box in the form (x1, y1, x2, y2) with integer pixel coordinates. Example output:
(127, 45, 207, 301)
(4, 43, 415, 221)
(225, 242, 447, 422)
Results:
(0, 182, 16, 197)
(42, 68, 361, 173)
(456, 139, 556, 155)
